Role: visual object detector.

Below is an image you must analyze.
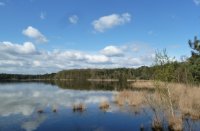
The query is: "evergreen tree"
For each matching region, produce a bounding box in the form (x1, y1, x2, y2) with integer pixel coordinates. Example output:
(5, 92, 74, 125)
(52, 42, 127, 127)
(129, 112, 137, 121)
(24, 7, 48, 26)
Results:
(188, 36, 200, 82)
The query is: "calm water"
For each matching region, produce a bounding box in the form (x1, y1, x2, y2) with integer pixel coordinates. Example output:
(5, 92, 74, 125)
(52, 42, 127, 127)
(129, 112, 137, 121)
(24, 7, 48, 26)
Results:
(0, 82, 199, 131)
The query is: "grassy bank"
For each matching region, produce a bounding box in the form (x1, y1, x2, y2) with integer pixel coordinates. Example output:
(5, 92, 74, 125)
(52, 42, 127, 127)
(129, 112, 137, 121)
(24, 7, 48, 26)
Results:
(115, 81, 200, 130)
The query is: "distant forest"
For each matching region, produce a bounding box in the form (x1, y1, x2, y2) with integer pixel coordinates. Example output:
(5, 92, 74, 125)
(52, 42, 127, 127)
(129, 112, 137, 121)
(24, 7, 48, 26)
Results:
(0, 36, 199, 84)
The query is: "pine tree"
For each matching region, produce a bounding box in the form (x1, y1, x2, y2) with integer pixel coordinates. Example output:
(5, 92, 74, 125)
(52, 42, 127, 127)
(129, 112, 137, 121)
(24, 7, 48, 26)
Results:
(188, 36, 200, 82)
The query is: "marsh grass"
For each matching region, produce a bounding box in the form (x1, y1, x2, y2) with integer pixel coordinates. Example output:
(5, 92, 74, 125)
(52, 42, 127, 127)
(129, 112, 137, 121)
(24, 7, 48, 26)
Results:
(132, 80, 154, 89)
(114, 90, 128, 106)
(37, 109, 44, 114)
(171, 83, 200, 120)
(117, 81, 200, 130)
(52, 109, 57, 113)
(52, 105, 58, 113)
(73, 103, 85, 112)
(132, 81, 200, 119)
(167, 116, 183, 131)
(115, 90, 146, 107)
(152, 118, 163, 131)
(99, 100, 110, 111)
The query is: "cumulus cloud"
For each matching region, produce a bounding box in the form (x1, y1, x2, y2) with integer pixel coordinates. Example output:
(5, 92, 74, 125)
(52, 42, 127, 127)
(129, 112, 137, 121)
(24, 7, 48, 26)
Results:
(0, 41, 112, 73)
(33, 60, 41, 67)
(92, 13, 131, 32)
(50, 50, 110, 64)
(22, 26, 48, 43)
(0, 41, 36, 55)
(85, 54, 110, 63)
(194, 0, 200, 5)
(69, 15, 79, 24)
(100, 45, 124, 57)
(0, 40, 155, 74)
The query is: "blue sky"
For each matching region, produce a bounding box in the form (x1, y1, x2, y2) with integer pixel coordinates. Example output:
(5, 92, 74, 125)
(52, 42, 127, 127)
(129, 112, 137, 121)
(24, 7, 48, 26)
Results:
(0, 0, 200, 74)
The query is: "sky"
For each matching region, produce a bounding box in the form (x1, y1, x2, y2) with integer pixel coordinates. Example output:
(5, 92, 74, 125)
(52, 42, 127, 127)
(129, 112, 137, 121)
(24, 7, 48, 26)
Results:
(0, 0, 200, 74)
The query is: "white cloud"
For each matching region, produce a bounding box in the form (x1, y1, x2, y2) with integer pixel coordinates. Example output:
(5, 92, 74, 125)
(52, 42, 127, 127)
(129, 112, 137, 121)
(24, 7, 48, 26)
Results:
(100, 45, 123, 57)
(194, 0, 200, 5)
(0, 41, 36, 55)
(40, 12, 46, 20)
(0, 40, 155, 74)
(69, 15, 79, 24)
(0, 60, 24, 67)
(92, 13, 131, 32)
(33, 60, 41, 67)
(0, 2, 5, 6)
(52, 50, 110, 64)
(85, 54, 110, 63)
(22, 26, 48, 43)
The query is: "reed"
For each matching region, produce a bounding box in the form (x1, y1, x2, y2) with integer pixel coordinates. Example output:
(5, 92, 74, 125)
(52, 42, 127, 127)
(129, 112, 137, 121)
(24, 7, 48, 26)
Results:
(132, 80, 154, 89)
(167, 116, 183, 131)
(152, 118, 163, 131)
(52, 109, 57, 113)
(99, 100, 110, 111)
(37, 109, 44, 114)
(73, 103, 85, 112)
(114, 90, 128, 106)
(171, 84, 200, 120)
(117, 81, 200, 130)
(115, 90, 146, 107)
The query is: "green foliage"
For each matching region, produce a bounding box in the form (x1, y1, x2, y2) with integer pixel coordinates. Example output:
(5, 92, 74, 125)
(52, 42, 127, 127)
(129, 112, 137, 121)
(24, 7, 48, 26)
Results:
(153, 49, 176, 82)
(1, 35, 200, 85)
(188, 36, 200, 83)
(0, 73, 56, 80)
(188, 36, 200, 58)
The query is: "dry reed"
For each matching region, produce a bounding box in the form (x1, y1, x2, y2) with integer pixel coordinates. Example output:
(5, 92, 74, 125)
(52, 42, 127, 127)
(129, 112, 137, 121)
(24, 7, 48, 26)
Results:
(116, 81, 200, 130)
(73, 103, 85, 112)
(115, 90, 146, 107)
(167, 116, 183, 131)
(132, 80, 154, 89)
(99, 100, 110, 111)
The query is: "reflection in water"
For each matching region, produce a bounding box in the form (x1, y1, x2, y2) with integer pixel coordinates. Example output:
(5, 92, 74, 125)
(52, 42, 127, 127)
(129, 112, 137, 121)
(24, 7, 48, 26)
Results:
(0, 82, 199, 131)
(0, 82, 115, 117)
(0, 82, 118, 131)
(46, 80, 132, 90)
(21, 114, 46, 131)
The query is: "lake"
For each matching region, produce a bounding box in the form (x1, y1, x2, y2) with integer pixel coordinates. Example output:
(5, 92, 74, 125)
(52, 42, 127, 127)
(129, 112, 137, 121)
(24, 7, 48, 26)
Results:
(0, 82, 199, 131)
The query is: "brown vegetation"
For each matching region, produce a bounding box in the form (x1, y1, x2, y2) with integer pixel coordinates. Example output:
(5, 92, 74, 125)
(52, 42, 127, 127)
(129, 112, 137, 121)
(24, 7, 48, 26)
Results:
(115, 90, 146, 107)
(170, 83, 200, 120)
(132, 80, 154, 89)
(167, 116, 183, 131)
(152, 118, 163, 131)
(73, 103, 85, 112)
(116, 81, 200, 130)
(114, 90, 128, 106)
(99, 101, 110, 111)
(37, 109, 44, 114)
(53, 109, 57, 113)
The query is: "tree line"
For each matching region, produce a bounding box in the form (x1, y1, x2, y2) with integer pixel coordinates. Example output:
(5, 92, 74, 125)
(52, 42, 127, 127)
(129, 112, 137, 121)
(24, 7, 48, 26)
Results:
(0, 36, 199, 84)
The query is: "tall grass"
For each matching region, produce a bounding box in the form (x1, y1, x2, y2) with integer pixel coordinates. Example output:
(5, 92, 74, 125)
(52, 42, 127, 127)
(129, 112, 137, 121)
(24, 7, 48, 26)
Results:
(114, 90, 146, 107)
(72, 103, 85, 112)
(115, 81, 200, 130)
(132, 80, 154, 89)
(99, 100, 110, 111)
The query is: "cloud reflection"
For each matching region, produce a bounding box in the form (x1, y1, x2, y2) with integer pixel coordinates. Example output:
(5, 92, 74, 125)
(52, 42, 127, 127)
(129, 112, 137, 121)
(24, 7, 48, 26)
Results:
(21, 114, 46, 131)
(0, 83, 116, 117)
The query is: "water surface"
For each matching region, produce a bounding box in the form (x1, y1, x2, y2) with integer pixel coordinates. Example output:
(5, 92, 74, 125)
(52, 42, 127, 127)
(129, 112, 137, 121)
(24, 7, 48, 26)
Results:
(0, 82, 199, 131)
